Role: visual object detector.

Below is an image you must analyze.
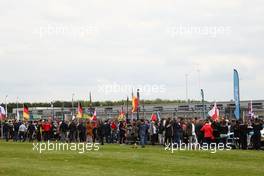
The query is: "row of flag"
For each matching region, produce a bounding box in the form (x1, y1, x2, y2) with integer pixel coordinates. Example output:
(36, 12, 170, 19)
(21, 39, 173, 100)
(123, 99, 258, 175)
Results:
(0, 104, 29, 121)
(0, 69, 254, 122)
(208, 100, 255, 122)
(75, 102, 97, 121)
(207, 69, 255, 121)
(0, 101, 256, 122)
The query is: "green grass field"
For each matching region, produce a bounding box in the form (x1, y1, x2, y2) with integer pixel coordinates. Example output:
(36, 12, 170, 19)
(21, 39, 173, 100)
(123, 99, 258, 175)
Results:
(0, 141, 263, 176)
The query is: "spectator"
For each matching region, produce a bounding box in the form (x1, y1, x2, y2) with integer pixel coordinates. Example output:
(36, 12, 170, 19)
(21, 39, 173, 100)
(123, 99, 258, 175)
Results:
(18, 122, 27, 142)
(60, 120, 68, 142)
(27, 121, 35, 142)
(200, 120, 213, 145)
(139, 119, 147, 148)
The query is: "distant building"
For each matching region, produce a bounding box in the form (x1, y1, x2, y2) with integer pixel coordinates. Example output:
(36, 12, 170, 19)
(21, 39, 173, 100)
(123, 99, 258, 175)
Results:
(11, 100, 264, 120)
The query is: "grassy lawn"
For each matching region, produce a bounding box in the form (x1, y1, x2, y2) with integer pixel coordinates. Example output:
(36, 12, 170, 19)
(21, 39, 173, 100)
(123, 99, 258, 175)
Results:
(0, 141, 263, 176)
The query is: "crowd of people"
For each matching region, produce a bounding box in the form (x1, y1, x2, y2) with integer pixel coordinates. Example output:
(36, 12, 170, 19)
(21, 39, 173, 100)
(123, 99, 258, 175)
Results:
(1, 117, 263, 150)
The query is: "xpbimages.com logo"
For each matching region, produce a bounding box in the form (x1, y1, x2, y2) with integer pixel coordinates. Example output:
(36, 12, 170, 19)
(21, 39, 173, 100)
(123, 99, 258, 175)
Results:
(165, 142, 232, 154)
(32, 141, 100, 154)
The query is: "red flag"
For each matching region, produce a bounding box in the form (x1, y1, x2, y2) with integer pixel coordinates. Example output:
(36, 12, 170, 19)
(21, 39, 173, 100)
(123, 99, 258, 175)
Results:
(151, 113, 158, 122)
(208, 102, 219, 121)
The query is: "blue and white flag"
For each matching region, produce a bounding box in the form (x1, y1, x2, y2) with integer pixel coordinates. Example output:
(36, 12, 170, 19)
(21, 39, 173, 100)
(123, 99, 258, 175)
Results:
(234, 69, 240, 120)
(0, 106, 6, 120)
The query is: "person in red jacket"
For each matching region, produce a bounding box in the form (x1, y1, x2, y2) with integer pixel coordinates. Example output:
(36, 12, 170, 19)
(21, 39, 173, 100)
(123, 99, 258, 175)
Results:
(201, 120, 213, 145)
(42, 120, 52, 141)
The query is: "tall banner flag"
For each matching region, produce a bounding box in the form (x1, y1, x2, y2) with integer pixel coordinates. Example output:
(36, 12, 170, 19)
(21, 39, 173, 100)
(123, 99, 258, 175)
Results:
(234, 69, 240, 120)
(89, 91, 93, 115)
(23, 104, 30, 120)
(208, 102, 219, 122)
(77, 102, 83, 118)
(0, 106, 6, 120)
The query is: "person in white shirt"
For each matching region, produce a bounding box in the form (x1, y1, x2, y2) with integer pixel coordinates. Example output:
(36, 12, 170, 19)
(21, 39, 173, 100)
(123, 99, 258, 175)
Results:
(18, 122, 27, 142)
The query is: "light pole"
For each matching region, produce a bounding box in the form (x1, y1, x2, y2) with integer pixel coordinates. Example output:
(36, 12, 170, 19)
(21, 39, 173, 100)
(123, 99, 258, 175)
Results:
(16, 97, 19, 121)
(51, 101, 54, 121)
(61, 101, 65, 121)
(136, 89, 140, 120)
(201, 89, 206, 119)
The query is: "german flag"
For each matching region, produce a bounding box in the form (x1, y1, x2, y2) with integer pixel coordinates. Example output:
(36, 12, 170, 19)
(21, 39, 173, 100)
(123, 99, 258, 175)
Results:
(23, 104, 30, 120)
(77, 102, 83, 118)
(132, 96, 139, 113)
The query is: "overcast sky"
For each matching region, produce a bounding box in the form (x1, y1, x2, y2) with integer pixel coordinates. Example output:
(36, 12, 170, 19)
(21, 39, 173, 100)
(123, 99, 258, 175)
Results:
(0, 0, 263, 103)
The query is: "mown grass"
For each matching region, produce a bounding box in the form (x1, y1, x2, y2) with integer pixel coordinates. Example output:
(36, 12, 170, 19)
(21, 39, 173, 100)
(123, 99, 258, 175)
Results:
(0, 141, 263, 176)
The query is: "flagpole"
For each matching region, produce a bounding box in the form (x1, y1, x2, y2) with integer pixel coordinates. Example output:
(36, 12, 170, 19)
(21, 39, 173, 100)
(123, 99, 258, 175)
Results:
(126, 96, 129, 120)
(5, 95, 8, 119)
(23, 103, 24, 121)
(89, 91, 92, 116)
(142, 100, 145, 119)
(131, 90, 134, 121)
(61, 101, 65, 121)
(16, 97, 19, 121)
(137, 89, 140, 120)
(51, 101, 54, 121)
(72, 93, 75, 119)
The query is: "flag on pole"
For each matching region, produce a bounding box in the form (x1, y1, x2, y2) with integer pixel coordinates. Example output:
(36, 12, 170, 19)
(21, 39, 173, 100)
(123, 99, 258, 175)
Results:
(118, 108, 126, 122)
(234, 69, 240, 120)
(151, 113, 158, 122)
(77, 102, 83, 118)
(132, 96, 139, 113)
(0, 106, 6, 120)
(23, 104, 30, 121)
(208, 102, 219, 122)
(92, 109, 97, 121)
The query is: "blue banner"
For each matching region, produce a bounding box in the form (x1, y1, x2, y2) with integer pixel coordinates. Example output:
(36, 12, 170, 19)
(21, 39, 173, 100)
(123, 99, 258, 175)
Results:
(234, 69, 240, 120)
